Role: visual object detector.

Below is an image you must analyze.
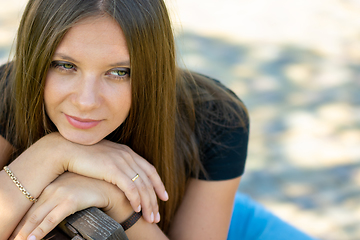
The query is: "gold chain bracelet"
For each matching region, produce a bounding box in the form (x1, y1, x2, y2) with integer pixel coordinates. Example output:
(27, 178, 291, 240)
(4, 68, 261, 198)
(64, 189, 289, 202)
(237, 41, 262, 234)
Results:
(3, 166, 38, 203)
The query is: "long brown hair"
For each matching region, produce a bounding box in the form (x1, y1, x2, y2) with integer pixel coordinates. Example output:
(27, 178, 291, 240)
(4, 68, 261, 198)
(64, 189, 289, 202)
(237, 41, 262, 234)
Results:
(0, 0, 248, 233)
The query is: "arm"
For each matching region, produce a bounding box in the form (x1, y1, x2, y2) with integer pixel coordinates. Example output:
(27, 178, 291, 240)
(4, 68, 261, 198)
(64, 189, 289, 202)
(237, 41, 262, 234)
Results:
(10, 155, 240, 240)
(0, 133, 167, 239)
(0, 134, 63, 238)
(12, 172, 169, 240)
(168, 177, 241, 240)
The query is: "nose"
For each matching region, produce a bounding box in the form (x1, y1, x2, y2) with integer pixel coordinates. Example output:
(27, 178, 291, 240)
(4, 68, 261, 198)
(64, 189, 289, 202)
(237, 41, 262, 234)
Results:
(72, 74, 101, 111)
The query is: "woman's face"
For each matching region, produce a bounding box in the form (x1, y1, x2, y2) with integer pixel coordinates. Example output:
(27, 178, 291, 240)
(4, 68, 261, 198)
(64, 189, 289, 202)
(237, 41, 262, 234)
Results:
(44, 15, 131, 145)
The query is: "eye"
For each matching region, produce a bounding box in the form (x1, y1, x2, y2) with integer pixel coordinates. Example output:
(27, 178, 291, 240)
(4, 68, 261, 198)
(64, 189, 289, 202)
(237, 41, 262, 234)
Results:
(106, 68, 130, 79)
(50, 61, 76, 72)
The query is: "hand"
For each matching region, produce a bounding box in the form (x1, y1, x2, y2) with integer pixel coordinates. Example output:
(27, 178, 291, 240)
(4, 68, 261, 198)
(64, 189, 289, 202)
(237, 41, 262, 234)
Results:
(11, 172, 133, 240)
(61, 138, 168, 224)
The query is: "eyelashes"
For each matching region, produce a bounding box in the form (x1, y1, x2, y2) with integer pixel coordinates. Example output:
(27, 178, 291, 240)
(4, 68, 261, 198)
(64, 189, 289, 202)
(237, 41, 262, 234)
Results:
(106, 68, 131, 79)
(50, 61, 76, 72)
(50, 61, 131, 80)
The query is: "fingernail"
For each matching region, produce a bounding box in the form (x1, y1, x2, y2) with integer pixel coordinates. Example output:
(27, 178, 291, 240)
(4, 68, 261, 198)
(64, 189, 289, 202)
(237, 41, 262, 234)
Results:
(28, 235, 36, 240)
(164, 191, 169, 200)
(137, 205, 141, 212)
(155, 212, 160, 222)
(151, 212, 154, 222)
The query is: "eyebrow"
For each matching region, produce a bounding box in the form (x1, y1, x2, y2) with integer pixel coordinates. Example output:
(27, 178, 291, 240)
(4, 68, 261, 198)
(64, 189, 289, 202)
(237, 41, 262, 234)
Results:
(53, 53, 78, 63)
(53, 53, 131, 67)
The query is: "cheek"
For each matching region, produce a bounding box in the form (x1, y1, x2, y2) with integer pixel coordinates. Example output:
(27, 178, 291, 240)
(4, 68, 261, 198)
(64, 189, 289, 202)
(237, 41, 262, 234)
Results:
(43, 77, 54, 110)
(111, 85, 132, 119)
(44, 74, 71, 107)
(43, 74, 67, 117)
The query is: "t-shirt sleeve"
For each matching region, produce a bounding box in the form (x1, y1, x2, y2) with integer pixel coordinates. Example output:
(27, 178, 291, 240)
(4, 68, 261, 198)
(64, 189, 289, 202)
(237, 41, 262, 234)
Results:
(0, 64, 8, 139)
(0, 120, 5, 139)
(192, 74, 249, 181)
(0, 63, 12, 143)
(198, 120, 249, 180)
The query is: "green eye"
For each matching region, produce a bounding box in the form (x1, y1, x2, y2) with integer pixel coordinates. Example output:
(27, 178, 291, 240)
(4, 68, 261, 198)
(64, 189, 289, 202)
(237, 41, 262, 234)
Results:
(50, 61, 76, 71)
(107, 68, 130, 79)
(111, 70, 127, 76)
(63, 63, 73, 69)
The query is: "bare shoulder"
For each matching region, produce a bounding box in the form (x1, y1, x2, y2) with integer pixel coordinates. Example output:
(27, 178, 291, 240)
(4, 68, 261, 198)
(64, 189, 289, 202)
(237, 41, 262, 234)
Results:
(0, 135, 14, 168)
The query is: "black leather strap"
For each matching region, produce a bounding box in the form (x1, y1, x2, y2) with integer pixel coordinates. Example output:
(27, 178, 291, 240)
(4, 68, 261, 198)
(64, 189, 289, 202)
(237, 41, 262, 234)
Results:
(120, 211, 142, 231)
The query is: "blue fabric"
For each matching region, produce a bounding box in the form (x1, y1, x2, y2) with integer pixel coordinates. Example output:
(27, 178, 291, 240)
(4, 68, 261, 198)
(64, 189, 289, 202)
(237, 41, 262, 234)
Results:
(227, 192, 317, 240)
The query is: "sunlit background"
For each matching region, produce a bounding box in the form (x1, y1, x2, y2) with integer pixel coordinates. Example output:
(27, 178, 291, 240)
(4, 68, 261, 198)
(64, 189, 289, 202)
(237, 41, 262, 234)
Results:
(1, 0, 359, 239)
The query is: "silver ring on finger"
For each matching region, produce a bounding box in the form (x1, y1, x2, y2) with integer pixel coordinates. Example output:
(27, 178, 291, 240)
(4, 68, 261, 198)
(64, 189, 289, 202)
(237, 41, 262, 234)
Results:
(131, 173, 140, 182)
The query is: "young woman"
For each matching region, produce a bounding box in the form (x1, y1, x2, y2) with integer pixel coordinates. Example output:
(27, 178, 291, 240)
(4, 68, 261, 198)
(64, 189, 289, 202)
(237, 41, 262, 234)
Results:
(0, 0, 315, 239)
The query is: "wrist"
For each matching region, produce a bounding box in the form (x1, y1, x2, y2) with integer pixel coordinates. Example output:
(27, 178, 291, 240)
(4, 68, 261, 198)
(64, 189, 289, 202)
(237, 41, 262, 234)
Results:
(7, 133, 66, 199)
(101, 182, 134, 223)
(37, 132, 70, 175)
(120, 211, 142, 231)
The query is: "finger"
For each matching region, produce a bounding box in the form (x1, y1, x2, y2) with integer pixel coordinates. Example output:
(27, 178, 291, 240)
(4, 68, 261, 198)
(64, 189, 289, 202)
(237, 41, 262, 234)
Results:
(26, 204, 75, 240)
(136, 157, 168, 201)
(121, 146, 168, 202)
(130, 173, 152, 222)
(144, 176, 159, 223)
(72, 151, 143, 214)
(116, 158, 153, 222)
(129, 172, 157, 223)
(128, 166, 159, 223)
(114, 149, 156, 222)
(11, 199, 45, 240)
(118, 150, 158, 223)
(106, 162, 142, 214)
(14, 201, 56, 240)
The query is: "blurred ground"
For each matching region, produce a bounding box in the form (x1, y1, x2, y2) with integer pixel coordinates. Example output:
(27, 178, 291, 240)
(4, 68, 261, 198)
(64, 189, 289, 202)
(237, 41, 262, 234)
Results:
(1, 0, 360, 239)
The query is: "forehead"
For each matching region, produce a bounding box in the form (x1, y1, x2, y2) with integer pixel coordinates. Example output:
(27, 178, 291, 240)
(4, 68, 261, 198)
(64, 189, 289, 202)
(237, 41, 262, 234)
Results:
(55, 15, 129, 57)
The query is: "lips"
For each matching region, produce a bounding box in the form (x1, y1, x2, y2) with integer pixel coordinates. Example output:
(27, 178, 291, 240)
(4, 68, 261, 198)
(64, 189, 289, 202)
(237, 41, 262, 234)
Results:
(65, 114, 101, 129)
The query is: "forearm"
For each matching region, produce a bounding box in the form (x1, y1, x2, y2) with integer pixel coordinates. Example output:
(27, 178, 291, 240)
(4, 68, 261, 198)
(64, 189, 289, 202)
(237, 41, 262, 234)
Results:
(0, 169, 34, 238)
(0, 133, 66, 237)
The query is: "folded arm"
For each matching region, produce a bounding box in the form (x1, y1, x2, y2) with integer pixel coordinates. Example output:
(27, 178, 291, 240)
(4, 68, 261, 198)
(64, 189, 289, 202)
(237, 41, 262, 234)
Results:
(0, 133, 167, 239)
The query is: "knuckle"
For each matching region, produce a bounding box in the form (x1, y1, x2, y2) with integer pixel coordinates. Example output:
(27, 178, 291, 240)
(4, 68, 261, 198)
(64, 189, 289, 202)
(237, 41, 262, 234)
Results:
(127, 189, 140, 203)
(121, 151, 132, 160)
(34, 225, 47, 235)
(65, 194, 78, 206)
(14, 234, 26, 240)
(153, 204, 159, 214)
(141, 200, 151, 212)
(127, 182, 137, 193)
(130, 196, 141, 207)
(53, 185, 67, 196)
(45, 215, 57, 225)
(37, 226, 46, 235)
(29, 213, 40, 224)
(115, 156, 126, 165)
(147, 165, 158, 177)
(121, 144, 131, 152)
(138, 180, 147, 192)
(151, 195, 158, 209)
(145, 180, 154, 190)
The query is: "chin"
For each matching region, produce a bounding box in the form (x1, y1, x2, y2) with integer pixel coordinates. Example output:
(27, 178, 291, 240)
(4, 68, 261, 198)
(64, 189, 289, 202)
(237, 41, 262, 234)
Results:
(59, 130, 104, 146)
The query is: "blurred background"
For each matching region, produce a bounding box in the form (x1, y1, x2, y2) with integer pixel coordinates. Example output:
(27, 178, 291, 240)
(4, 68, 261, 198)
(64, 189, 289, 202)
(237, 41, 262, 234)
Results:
(1, 0, 359, 239)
